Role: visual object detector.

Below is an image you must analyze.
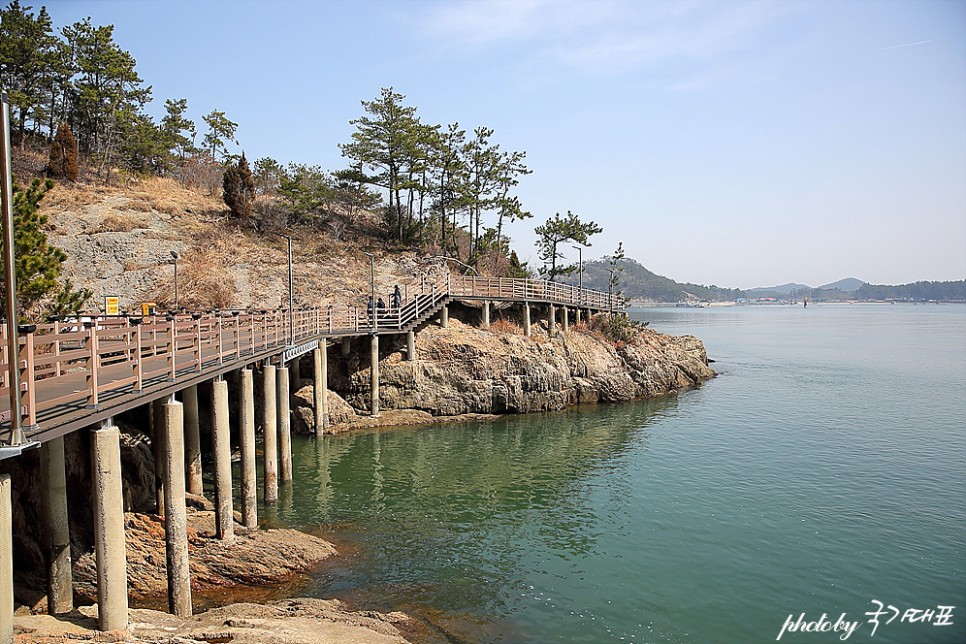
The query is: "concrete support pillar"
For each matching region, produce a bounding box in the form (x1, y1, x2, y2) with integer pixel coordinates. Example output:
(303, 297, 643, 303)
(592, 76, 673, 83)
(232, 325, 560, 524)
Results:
(562, 307, 569, 333)
(406, 331, 416, 362)
(161, 397, 192, 617)
(289, 359, 300, 393)
(313, 345, 328, 436)
(277, 365, 293, 483)
(370, 334, 380, 417)
(341, 337, 350, 357)
(40, 436, 72, 614)
(239, 368, 257, 529)
(262, 364, 278, 504)
(548, 304, 556, 337)
(1, 474, 12, 643)
(150, 399, 165, 515)
(440, 305, 448, 328)
(90, 420, 128, 632)
(212, 379, 234, 541)
(482, 301, 490, 329)
(575, 307, 581, 324)
(523, 303, 531, 337)
(183, 385, 203, 497)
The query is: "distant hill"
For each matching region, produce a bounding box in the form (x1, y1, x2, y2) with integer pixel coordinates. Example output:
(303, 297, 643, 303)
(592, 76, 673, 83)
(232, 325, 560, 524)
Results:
(818, 277, 866, 292)
(745, 283, 810, 298)
(854, 280, 966, 302)
(561, 258, 743, 303)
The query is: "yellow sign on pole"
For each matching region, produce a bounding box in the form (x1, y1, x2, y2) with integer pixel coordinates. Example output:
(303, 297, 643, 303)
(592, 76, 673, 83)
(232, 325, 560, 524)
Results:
(104, 296, 119, 316)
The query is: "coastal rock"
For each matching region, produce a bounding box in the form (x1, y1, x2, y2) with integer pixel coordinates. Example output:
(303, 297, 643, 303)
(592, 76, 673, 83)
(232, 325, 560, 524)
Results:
(72, 510, 337, 603)
(332, 319, 713, 417)
(292, 386, 359, 434)
(15, 598, 412, 644)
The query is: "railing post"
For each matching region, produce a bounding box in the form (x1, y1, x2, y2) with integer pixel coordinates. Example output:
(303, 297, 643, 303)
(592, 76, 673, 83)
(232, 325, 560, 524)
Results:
(217, 315, 224, 364)
(53, 319, 62, 377)
(234, 313, 241, 360)
(328, 305, 333, 334)
(193, 315, 202, 372)
(249, 312, 255, 355)
(84, 321, 98, 408)
(132, 318, 143, 392)
(167, 315, 177, 381)
(18, 325, 36, 429)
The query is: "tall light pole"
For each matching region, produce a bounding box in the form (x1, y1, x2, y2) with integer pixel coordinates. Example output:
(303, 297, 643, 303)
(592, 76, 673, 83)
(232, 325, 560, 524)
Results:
(170, 250, 179, 311)
(284, 235, 294, 341)
(363, 252, 375, 330)
(268, 232, 295, 341)
(571, 244, 583, 305)
(1, 92, 22, 445)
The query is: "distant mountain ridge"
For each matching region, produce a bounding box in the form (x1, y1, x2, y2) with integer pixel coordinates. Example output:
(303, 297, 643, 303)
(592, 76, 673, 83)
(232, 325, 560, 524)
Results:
(561, 258, 742, 302)
(561, 258, 965, 303)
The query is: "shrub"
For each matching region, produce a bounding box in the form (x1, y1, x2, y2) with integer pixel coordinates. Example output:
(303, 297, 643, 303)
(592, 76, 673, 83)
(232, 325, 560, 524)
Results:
(47, 123, 78, 181)
(223, 153, 255, 219)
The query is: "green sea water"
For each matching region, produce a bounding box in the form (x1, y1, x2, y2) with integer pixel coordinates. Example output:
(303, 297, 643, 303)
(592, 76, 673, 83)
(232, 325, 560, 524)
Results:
(258, 304, 966, 643)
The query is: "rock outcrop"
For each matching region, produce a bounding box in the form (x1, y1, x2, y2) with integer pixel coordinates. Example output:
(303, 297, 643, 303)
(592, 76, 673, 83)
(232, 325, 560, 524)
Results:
(294, 318, 715, 432)
(72, 510, 337, 604)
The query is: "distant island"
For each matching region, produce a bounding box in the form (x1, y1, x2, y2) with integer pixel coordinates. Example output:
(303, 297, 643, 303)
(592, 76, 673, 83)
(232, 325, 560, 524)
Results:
(564, 259, 966, 304)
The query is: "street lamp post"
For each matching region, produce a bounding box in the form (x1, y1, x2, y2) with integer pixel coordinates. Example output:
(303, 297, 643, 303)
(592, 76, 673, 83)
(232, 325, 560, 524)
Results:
(269, 232, 295, 342)
(363, 252, 375, 330)
(285, 235, 294, 341)
(170, 250, 179, 311)
(571, 244, 583, 305)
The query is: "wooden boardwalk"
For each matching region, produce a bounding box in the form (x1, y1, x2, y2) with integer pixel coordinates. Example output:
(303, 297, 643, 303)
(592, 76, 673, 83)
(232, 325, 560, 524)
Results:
(1, 274, 619, 446)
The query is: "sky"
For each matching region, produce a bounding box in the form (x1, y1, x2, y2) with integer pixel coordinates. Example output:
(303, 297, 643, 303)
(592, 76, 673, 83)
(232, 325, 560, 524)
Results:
(44, 0, 966, 289)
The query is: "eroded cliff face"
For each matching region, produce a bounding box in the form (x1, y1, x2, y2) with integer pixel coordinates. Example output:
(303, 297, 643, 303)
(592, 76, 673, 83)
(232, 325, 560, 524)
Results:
(318, 319, 714, 427)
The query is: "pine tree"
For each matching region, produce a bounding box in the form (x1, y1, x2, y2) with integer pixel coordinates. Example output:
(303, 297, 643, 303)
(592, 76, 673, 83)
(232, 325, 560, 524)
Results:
(0, 178, 90, 320)
(535, 211, 603, 281)
(47, 121, 78, 181)
(223, 153, 255, 219)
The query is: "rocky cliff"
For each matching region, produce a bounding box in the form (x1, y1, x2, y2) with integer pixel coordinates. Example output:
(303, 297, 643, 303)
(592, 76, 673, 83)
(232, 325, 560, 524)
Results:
(292, 315, 714, 433)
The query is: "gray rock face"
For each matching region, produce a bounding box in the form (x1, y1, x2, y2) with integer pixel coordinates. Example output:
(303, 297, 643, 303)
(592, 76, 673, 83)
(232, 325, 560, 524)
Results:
(322, 320, 713, 421)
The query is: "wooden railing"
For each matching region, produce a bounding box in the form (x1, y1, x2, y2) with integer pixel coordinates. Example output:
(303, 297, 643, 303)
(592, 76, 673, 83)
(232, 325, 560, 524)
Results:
(0, 275, 621, 440)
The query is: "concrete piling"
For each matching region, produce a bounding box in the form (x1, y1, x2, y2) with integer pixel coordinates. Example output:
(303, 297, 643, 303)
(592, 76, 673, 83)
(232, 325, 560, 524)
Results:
(370, 334, 380, 417)
(523, 303, 531, 337)
(575, 308, 581, 324)
(289, 359, 300, 393)
(278, 365, 293, 482)
(183, 385, 203, 497)
(239, 368, 257, 529)
(562, 307, 569, 333)
(161, 397, 192, 616)
(482, 301, 490, 329)
(406, 330, 415, 361)
(549, 304, 556, 337)
(262, 363, 278, 503)
(40, 436, 72, 614)
(150, 399, 165, 515)
(440, 305, 448, 328)
(212, 378, 234, 541)
(313, 344, 328, 435)
(341, 337, 350, 357)
(90, 420, 128, 632)
(1, 475, 12, 643)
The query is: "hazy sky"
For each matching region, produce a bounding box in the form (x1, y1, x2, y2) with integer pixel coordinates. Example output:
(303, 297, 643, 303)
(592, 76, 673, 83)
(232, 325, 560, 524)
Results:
(46, 0, 966, 289)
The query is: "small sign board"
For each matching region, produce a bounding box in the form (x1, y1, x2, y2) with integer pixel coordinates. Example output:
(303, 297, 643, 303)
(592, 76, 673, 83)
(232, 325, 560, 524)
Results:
(104, 296, 120, 316)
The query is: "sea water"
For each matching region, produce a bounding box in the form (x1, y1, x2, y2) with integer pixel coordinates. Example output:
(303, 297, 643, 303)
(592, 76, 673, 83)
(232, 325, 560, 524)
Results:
(260, 303, 966, 643)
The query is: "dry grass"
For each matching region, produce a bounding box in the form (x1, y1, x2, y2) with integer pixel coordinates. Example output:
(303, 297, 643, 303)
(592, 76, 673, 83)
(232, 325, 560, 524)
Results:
(91, 215, 149, 233)
(490, 318, 524, 335)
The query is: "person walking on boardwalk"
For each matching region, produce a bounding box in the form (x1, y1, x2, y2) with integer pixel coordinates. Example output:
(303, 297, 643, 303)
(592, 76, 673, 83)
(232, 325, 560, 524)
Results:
(392, 285, 402, 310)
